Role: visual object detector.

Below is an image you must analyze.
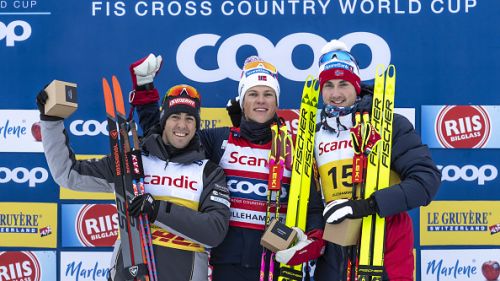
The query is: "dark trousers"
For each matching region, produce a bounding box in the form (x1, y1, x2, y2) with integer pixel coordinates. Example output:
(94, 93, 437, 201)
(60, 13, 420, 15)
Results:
(212, 262, 280, 281)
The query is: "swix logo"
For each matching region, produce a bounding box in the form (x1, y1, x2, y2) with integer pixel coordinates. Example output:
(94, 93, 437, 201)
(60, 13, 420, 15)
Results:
(144, 174, 198, 190)
(435, 106, 491, 148)
(318, 140, 353, 156)
(76, 204, 118, 247)
(0, 166, 48, 187)
(228, 151, 268, 167)
(177, 32, 390, 82)
(227, 179, 287, 199)
(0, 20, 32, 47)
(437, 164, 498, 185)
(0, 251, 41, 281)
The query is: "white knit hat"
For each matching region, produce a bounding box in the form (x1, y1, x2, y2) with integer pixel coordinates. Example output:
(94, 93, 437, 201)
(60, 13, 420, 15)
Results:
(238, 56, 280, 107)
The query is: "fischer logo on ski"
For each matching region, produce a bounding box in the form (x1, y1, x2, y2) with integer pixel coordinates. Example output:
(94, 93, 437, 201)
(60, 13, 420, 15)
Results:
(278, 75, 319, 281)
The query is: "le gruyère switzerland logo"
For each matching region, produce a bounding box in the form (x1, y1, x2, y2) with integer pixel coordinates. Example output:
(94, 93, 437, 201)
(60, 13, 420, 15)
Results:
(76, 204, 118, 247)
(435, 105, 491, 148)
(0, 251, 41, 281)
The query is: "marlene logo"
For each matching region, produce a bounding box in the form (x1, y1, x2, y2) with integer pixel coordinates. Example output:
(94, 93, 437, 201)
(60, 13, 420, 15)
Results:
(76, 204, 118, 247)
(435, 105, 491, 148)
(0, 251, 41, 281)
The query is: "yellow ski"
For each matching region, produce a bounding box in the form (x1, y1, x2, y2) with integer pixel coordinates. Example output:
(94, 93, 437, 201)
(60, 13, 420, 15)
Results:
(358, 65, 396, 281)
(279, 75, 319, 280)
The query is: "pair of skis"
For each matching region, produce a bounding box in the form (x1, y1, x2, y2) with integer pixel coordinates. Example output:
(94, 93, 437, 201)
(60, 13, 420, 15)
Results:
(103, 76, 158, 281)
(350, 65, 396, 281)
(260, 123, 292, 281)
(278, 76, 320, 281)
(347, 111, 380, 281)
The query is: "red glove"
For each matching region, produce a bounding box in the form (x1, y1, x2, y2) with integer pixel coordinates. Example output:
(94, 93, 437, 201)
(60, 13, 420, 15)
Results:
(129, 53, 162, 106)
(275, 228, 325, 265)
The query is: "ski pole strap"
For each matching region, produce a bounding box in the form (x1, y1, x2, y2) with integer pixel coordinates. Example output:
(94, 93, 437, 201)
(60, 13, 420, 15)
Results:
(268, 124, 281, 191)
(351, 112, 364, 184)
(350, 112, 363, 155)
(112, 263, 149, 281)
(362, 112, 381, 156)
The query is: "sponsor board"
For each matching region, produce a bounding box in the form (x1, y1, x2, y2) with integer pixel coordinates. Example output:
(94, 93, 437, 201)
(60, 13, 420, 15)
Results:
(420, 201, 500, 245)
(421, 249, 500, 281)
(60, 251, 112, 281)
(0, 153, 58, 202)
(177, 32, 390, 82)
(60, 155, 115, 200)
(61, 204, 118, 247)
(65, 107, 413, 139)
(200, 108, 233, 129)
(437, 164, 498, 186)
(0, 110, 43, 153)
(0, 20, 32, 47)
(422, 105, 499, 148)
(0, 251, 56, 281)
(0, 202, 57, 248)
(0, 165, 49, 188)
(428, 150, 500, 200)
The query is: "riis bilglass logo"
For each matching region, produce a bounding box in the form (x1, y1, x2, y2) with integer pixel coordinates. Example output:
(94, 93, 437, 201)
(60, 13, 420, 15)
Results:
(422, 105, 500, 149)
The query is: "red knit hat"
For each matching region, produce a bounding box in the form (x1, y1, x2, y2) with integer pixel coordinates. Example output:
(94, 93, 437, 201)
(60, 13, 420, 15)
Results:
(318, 40, 361, 94)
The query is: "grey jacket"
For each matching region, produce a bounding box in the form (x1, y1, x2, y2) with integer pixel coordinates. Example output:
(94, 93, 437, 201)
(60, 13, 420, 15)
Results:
(41, 120, 230, 281)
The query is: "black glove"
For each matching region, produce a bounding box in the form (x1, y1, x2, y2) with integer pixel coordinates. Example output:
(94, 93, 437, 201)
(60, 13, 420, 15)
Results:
(323, 197, 378, 224)
(36, 88, 64, 121)
(226, 96, 242, 127)
(128, 193, 160, 223)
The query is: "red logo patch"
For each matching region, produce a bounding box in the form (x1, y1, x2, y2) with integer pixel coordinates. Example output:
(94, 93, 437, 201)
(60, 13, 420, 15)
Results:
(169, 97, 196, 108)
(0, 251, 41, 281)
(258, 75, 267, 81)
(76, 204, 118, 247)
(435, 105, 490, 148)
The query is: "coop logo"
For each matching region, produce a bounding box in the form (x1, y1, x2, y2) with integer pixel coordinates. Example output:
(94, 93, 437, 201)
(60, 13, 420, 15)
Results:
(177, 32, 391, 82)
(0, 20, 32, 47)
(76, 204, 118, 247)
(70, 120, 109, 136)
(0, 166, 48, 187)
(0, 251, 41, 281)
(227, 179, 287, 199)
(435, 105, 491, 148)
(438, 164, 497, 185)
